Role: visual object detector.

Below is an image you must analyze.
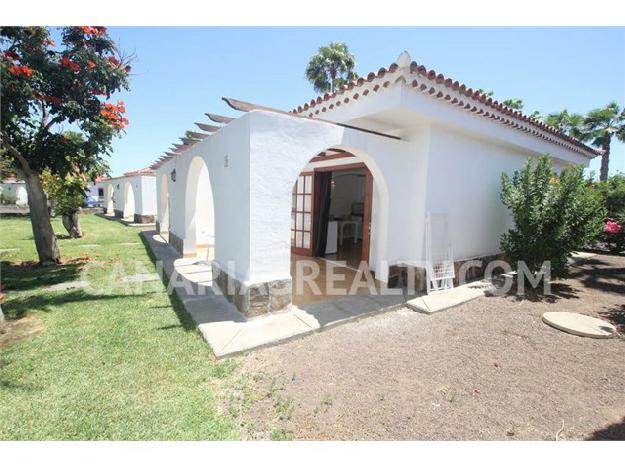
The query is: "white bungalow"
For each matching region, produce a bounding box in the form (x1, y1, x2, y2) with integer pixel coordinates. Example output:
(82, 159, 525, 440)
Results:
(96, 167, 157, 223)
(150, 52, 599, 318)
(0, 178, 28, 205)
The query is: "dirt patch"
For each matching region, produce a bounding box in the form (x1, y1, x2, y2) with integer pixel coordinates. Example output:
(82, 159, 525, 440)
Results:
(0, 314, 44, 348)
(235, 254, 625, 440)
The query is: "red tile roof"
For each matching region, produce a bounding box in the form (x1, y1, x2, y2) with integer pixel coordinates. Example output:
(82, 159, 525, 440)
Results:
(291, 54, 600, 158)
(97, 166, 155, 182)
(123, 166, 155, 177)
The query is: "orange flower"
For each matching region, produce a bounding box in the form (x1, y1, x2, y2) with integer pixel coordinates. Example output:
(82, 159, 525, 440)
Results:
(86, 60, 96, 69)
(60, 56, 81, 72)
(100, 101, 129, 129)
(8, 64, 32, 77)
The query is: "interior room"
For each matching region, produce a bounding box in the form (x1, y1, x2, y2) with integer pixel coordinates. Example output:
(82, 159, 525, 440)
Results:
(319, 167, 367, 269)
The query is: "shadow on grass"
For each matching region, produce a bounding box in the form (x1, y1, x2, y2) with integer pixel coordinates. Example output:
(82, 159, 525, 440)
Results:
(0, 356, 42, 392)
(139, 233, 197, 332)
(2, 288, 151, 319)
(586, 416, 625, 440)
(1, 260, 86, 292)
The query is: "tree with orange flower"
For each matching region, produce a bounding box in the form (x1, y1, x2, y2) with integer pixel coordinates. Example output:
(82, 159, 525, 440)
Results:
(0, 26, 131, 264)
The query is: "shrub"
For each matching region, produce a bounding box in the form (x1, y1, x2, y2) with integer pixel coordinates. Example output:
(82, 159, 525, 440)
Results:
(594, 173, 625, 218)
(500, 155, 606, 278)
(41, 169, 88, 238)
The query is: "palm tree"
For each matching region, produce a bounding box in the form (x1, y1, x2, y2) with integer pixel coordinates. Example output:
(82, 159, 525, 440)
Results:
(502, 98, 524, 111)
(583, 102, 625, 182)
(544, 110, 586, 140)
(305, 42, 357, 94)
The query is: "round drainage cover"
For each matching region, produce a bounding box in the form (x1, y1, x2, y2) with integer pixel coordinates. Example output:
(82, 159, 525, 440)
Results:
(542, 312, 616, 339)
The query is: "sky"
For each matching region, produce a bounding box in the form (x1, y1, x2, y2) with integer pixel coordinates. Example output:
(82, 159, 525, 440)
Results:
(97, 27, 625, 177)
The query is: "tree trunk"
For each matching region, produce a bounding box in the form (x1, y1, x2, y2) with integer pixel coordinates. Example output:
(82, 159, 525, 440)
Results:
(23, 170, 61, 265)
(62, 211, 83, 238)
(0, 293, 5, 334)
(599, 138, 611, 182)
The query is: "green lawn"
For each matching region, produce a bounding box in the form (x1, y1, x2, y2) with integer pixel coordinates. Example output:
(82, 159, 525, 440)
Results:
(0, 214, 239, 440)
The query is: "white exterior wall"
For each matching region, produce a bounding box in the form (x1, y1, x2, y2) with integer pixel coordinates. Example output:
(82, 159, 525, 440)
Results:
(156, 171, 171, 232)
(96, 175, 156, 217)
(0, 181, 28, 205)
(156, 79, 595, 289)
(137, 176, 156, 215)
(161, 115, 251, 262)
(315, 81, 591, 265)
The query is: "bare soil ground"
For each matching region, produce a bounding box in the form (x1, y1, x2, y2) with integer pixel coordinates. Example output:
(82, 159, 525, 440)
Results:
(231, 254, 625, 440)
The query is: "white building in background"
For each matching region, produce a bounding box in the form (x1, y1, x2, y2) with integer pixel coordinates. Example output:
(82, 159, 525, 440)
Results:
(95, 167, 157, 223)
(0, 179, 28, 205)
(149, 52, 600, 318)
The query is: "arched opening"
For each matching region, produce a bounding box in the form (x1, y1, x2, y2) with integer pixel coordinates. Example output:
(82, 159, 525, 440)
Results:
(290, 148, 384, 306)
(105, 184, 114, 215)
(123, 181, 136, 220)
(184, 156, 215, 261)
(159, 174, 170, 239)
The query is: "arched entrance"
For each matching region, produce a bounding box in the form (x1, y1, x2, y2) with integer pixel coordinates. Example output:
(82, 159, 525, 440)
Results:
(184, 156, 215, 260)
(290, 148, 380, 305)
(158, 174, 170, 237)
(123, 181, 135, 220)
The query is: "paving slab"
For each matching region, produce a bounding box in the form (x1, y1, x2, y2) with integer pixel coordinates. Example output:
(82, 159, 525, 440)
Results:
(217, 312, 315, 356)
(46, 280, 89, 292)
(95, 212, 155, 228)
(140, 229, 407, 358)
(406, 279, 495, 314)
(542, 312, 616, 338)
(119, 273, 160, 283)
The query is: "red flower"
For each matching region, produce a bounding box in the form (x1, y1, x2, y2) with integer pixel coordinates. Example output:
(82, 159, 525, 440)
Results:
(604, 220, 623, 235)
(90, 88, 108, 96)
(100, 101, 129, 129)
(20, 65, 33, 77)
(60, 56, 81, 71)
(42, 95, 63, 105)
(86, 60, 96, 69)
(107, 56, 121, 67)
(2, 50, 19, 61)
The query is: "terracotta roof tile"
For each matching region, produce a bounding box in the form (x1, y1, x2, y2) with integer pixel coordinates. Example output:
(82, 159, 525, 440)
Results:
(291, 56, 599, 158)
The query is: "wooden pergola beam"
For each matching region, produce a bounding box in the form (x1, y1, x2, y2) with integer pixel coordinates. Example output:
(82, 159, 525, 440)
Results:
(195, 122, 221, 133)
(222, 97, 401, 141)
(205, 112, 233, 124)
(187, 131, 209, 140)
